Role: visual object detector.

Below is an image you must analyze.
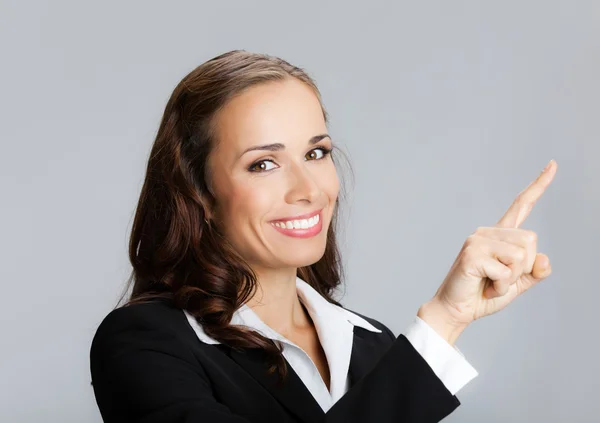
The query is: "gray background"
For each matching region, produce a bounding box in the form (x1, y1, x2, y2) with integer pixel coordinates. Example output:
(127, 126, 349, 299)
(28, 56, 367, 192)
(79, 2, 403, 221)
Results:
(1, 1, 598, 422)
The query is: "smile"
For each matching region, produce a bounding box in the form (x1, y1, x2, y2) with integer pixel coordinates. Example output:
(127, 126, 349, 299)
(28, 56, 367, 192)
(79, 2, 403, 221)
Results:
(269, 210, 323, 238)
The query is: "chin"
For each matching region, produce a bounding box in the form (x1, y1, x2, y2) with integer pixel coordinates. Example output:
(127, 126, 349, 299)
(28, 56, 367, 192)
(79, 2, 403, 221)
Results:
(276, 242, 327, 268)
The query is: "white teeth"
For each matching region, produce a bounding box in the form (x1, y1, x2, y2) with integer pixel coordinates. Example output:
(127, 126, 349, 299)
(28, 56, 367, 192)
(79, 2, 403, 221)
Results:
(271, 214, 320, 230)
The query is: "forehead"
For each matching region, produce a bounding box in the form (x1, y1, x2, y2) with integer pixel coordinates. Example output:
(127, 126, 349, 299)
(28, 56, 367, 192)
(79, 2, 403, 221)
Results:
(213, 78, 327, 153)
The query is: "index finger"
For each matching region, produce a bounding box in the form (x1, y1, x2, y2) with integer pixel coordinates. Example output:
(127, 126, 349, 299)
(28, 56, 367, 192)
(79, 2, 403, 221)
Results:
(496, 159, 557, 228)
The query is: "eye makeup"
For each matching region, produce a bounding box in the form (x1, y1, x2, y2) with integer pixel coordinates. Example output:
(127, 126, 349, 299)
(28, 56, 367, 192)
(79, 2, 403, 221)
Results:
(247, 146, 332, 173)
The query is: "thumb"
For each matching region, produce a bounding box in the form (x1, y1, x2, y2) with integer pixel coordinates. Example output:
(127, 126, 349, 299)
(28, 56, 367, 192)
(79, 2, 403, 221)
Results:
(521, 253, 552, 290)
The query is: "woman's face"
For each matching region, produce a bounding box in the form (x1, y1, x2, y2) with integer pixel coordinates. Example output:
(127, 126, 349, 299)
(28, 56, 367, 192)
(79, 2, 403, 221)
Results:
(208, 78, 339, 271)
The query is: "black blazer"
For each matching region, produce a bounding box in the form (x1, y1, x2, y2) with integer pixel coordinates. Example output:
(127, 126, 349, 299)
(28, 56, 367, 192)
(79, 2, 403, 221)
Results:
(90, 299, 461, 423)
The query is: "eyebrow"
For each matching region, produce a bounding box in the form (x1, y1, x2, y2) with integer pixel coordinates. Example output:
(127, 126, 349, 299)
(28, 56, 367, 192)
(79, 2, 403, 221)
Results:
(239, 134, 331, 158)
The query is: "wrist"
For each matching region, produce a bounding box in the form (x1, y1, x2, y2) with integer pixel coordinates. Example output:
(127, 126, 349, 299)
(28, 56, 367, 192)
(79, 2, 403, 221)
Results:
(417, 299, 470, 346)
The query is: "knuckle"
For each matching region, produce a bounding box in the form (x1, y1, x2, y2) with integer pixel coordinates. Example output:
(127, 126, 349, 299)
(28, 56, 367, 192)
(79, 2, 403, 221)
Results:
(514, 247, 527, 263)
(465, 234, 478, 246)
(524, 230, 538, 243)
(461, 245, 478, 262)
(474, 226, 487, 236)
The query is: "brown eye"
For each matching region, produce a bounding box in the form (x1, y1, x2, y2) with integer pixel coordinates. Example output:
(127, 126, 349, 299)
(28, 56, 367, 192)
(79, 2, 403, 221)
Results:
(305, 147, 329, 161)
(248, 160, 277, 172)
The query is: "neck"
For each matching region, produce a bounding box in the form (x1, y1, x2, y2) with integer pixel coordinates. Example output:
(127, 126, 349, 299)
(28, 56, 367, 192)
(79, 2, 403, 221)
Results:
(245, 266, 312, 337)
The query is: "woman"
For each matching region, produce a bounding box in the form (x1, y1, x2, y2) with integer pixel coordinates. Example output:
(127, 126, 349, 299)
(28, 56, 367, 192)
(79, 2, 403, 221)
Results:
(89, 50, 556, 423)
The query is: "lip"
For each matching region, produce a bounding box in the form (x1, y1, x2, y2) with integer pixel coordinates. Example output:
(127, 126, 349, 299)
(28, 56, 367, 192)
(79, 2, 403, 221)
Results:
(269, 208, 323, 223)
(268, 208, 324, 239)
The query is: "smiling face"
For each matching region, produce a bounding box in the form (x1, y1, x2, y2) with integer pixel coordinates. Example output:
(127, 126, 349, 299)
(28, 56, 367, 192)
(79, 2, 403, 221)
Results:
(207, 78, 339, 272)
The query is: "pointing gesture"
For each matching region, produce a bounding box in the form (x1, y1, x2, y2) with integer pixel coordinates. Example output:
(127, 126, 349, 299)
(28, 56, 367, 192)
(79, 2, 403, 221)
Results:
(417, 160, 557, 345)
(496, 159, 557, 228)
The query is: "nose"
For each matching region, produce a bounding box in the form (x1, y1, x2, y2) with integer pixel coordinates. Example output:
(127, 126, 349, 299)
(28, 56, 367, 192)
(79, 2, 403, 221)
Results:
(284, 160, 321, 204)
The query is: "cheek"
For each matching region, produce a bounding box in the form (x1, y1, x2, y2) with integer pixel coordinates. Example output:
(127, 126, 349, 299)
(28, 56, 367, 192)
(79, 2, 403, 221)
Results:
(322, 165, 340, 202)
(223, 182, 275, 226)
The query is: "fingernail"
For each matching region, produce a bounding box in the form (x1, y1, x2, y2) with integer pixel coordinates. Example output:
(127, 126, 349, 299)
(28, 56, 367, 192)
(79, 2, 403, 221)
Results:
(543, 160, 553, 172)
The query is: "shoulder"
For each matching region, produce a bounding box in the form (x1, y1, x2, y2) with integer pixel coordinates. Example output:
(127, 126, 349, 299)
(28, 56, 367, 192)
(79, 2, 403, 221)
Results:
(90, 299, 198, 366)
(93, 299, 188, 340)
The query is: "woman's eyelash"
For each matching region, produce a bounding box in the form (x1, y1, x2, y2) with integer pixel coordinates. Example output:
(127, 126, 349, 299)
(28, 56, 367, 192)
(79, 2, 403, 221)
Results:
(247, 146, 332, 173)
(308, 146, 332, 160)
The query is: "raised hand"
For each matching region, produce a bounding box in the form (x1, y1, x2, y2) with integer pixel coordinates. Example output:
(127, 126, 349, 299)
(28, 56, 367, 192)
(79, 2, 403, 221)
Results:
(417, 160, 557, 345)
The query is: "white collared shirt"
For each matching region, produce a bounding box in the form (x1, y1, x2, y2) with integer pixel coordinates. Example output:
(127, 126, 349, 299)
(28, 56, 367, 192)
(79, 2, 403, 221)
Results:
(184, 277, 478, 412)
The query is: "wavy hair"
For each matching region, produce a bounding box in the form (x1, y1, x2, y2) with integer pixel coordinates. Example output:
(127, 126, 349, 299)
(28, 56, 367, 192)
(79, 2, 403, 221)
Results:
(120, 49, 351, 381)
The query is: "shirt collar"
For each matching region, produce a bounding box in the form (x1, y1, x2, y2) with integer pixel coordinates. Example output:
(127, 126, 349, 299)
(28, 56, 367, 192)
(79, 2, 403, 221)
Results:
(184, 276, 381, 345)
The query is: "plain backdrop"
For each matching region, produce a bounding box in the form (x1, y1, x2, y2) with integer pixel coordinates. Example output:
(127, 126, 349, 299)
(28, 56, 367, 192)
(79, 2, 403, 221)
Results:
(1, 1, 598, 422)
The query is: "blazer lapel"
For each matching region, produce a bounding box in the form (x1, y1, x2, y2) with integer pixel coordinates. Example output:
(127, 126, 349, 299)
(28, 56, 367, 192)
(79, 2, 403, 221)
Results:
(227, 347, 325, 423)
(212, 321, 388, 422)
(347, 326, 387, 388)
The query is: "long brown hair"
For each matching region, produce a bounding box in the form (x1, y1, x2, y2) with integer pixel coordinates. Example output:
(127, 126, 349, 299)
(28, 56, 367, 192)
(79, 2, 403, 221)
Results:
(120, 50, 352, 380)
